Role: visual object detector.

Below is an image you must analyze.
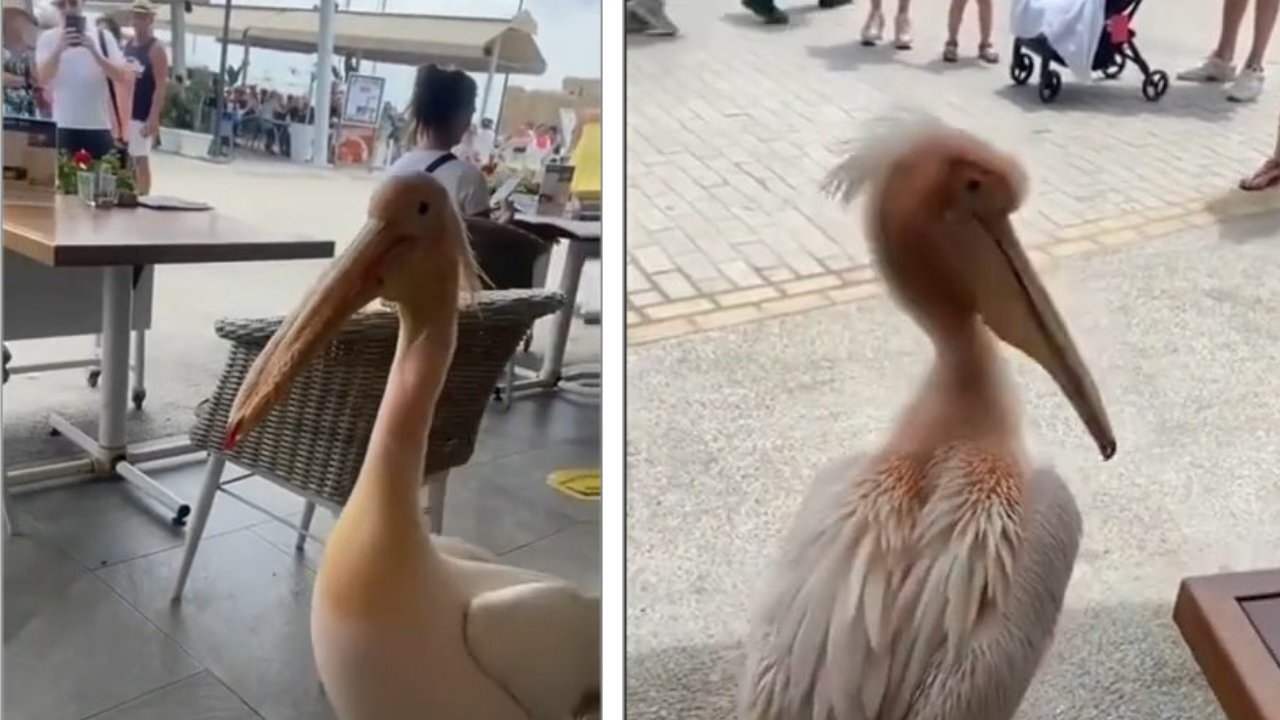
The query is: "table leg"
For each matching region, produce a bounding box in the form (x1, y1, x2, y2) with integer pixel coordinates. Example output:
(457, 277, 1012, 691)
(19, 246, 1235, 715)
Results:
(536, 241, 587, 385)
(97, 266, 134, 461)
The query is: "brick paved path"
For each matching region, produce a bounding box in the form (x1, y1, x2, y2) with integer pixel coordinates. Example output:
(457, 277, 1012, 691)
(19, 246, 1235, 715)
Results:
(626, 0, 1280, 342)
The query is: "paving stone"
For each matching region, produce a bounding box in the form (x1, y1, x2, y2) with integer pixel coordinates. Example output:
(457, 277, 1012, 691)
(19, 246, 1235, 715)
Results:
(650, 271, 698, 301)
(626, 0, 1278, 319)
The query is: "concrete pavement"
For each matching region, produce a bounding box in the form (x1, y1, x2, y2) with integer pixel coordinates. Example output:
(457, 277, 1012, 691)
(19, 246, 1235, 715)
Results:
(626, 0, 1280, 342)
(626, 210, 1280, 719)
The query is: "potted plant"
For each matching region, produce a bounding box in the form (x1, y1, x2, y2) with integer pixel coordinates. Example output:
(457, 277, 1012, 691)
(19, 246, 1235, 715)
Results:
(57, 149, 138, 206)
(158, 67, 217, 158)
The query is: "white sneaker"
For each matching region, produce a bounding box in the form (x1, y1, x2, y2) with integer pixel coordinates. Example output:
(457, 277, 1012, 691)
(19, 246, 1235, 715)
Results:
(1176, 56, 1236, 82)
(1227, 66, 1265, 101)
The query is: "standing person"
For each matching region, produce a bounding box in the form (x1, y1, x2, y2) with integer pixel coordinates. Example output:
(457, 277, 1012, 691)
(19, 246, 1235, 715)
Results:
(742, 0, 850, 25)
(3, 5, 40, 118)
(387, 63, 490, 217)
(943, 0, 999, 63)
(35, 0, 131, 159)
(1178, 0, 1279, 102)
(123, 0, 166, 194)
(861, 0, 915, 48)
(95, 13, 133, 158)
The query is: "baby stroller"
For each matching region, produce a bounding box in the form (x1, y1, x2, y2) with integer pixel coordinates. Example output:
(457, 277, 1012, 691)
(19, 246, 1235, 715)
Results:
(1010, 0, 1169, 103)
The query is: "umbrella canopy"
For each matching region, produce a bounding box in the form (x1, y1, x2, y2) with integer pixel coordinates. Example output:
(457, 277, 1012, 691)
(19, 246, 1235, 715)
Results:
(86, 2, 547, 75)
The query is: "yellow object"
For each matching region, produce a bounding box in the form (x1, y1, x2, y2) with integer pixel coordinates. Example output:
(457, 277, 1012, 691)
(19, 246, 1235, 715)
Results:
(548, 468, 600, 500)
(568, 119, 601, 197)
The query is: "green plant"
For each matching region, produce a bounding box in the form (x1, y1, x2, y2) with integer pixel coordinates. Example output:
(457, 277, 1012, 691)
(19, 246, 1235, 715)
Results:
(161, 66, 217, 131)
(57, 149, 136, 196)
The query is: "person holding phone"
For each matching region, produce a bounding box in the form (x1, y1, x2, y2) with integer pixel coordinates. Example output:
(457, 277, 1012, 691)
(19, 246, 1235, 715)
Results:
(34, 0, 131, 160)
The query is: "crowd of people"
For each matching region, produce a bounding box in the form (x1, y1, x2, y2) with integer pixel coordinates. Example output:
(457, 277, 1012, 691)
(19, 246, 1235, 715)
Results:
(4, 0, 169, 194)
(2, 0, 598, 206)
(626, 0, 1280, 192)
(223, 84, 337, 158)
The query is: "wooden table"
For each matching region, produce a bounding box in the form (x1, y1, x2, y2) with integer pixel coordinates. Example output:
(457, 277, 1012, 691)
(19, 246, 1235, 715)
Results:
(3, 194, 333, 525)
(510, 214, 601, 397)
(1174, 569, 1280, 720)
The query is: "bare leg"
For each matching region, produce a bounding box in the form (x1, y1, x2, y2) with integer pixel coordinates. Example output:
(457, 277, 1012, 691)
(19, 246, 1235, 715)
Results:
(977, 0, 994, 46)
(134, 157, 152, 196)
(862, 0, 886, 44)
(1216, 0, 1251, 62)
(1245, 0, 1280, 67)
(946, 0, 966, 43)
(905, 468, 1082, 720)
(894, 0, 913, 48)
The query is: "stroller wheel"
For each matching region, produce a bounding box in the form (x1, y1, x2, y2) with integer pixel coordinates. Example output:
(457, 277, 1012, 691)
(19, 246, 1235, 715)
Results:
(1142, 70, 1169, 101)
(1101, 54, 1126, 80)
(1010, 50, 1034, 85)
(1038, 69, 1063, 103)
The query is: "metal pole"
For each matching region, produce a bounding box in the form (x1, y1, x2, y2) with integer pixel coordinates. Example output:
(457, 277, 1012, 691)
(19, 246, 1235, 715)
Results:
(312, 0, 337, 167)
(479, 0, 524, 125)
(170, 0, 187, 78)
(368, 0, 387, 76)
(208, 0, 232, 157)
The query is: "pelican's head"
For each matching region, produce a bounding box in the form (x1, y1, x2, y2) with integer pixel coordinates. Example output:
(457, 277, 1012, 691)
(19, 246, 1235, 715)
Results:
(222, 173, 480, 450)
(825, 123, 1115, 460)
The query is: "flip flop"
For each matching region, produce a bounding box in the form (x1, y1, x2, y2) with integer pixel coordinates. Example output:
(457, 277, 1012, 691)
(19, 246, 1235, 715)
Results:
(1239, 157, 1280, 192)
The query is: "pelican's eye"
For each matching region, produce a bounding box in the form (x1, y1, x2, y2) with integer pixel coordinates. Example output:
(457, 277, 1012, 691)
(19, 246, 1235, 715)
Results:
(418, 201, 430, 215)
(965, 178, 982, 193)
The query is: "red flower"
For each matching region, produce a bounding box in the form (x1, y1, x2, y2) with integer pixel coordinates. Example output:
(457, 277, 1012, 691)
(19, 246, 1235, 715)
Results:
(71, 149, 93, 170)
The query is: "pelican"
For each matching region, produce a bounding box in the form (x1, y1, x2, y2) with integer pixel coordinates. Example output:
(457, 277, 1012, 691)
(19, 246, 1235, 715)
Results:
(222, 174, 600, 720)
(738, 124, 1115, 720)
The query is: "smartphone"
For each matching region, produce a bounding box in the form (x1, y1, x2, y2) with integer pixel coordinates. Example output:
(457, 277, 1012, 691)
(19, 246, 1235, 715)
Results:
(64, 14, 85, 40)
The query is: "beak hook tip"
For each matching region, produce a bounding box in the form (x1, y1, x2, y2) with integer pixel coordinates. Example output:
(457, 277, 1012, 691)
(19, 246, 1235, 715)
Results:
(222, 422, 241, 452)
(1099, 438, 1116, 461)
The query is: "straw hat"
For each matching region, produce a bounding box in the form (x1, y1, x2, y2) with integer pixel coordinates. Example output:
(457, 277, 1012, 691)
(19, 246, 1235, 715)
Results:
(130, 0, 157, 14)
(1, 0, 37, 25)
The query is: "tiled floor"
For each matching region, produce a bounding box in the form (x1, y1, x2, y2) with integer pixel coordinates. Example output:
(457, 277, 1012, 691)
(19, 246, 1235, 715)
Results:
(3, 394, 600, 720)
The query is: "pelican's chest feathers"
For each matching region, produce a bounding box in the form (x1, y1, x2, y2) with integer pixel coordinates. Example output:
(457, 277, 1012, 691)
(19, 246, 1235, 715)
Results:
(743, 446, 1026, 720)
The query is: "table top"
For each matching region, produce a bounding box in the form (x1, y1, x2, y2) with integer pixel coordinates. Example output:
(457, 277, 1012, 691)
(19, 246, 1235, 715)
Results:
(514, 214, 602, 242)
(3, 191, 335, 268)
(1174, 569, 1280, 720)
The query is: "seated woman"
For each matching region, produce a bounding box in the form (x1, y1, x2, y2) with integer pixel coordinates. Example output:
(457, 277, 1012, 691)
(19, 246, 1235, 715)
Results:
(388, 64, 491, 217)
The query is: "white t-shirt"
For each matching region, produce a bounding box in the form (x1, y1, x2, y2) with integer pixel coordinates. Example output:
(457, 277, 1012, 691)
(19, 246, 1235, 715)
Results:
(388, 149, 491, 217)
(35, 26, 124, 131)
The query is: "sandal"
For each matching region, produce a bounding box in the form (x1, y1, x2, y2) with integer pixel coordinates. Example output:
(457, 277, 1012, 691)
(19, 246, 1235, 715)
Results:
(894, 15, 913, 49)
(1239, 157, 1280, 191)
(861, 11, 885, 46)
(943, 40, 959, 63)
(978, 42, 1000, 64)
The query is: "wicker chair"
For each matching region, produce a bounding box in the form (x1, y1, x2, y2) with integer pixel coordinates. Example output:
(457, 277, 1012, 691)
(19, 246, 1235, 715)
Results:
(171, 289, 564, 600)
(464, 218, 556, 407)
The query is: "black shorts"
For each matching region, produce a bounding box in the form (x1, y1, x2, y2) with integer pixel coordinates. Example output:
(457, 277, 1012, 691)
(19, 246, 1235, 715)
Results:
(55, 128, 116, 161)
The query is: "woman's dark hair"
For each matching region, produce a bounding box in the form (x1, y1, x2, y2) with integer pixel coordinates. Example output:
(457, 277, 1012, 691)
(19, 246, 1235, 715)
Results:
(406, 64, 477, 144)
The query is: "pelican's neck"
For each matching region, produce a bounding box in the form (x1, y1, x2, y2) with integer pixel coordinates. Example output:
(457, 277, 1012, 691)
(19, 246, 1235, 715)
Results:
(928, 315, 1003, 390)
(893, 314, 1021, 454)
(347, 304, 457, 529)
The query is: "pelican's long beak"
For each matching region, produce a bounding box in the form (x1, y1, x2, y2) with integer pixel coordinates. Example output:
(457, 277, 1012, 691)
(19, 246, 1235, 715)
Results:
(222, 219, 402, 450)
(963, 213, 1116, 460)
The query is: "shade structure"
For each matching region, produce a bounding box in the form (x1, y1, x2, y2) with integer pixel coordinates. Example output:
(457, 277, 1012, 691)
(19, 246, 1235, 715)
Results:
(85, 2, 547, 76)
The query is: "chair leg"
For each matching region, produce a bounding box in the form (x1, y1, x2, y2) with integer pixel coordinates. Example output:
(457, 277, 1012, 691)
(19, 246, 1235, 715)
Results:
(3, 488, 16, 537)
(171, 454, 226, 601)
(296, 500, 316, 550)
(426, 470, 449, 535)
(503, 358, 515, 409)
